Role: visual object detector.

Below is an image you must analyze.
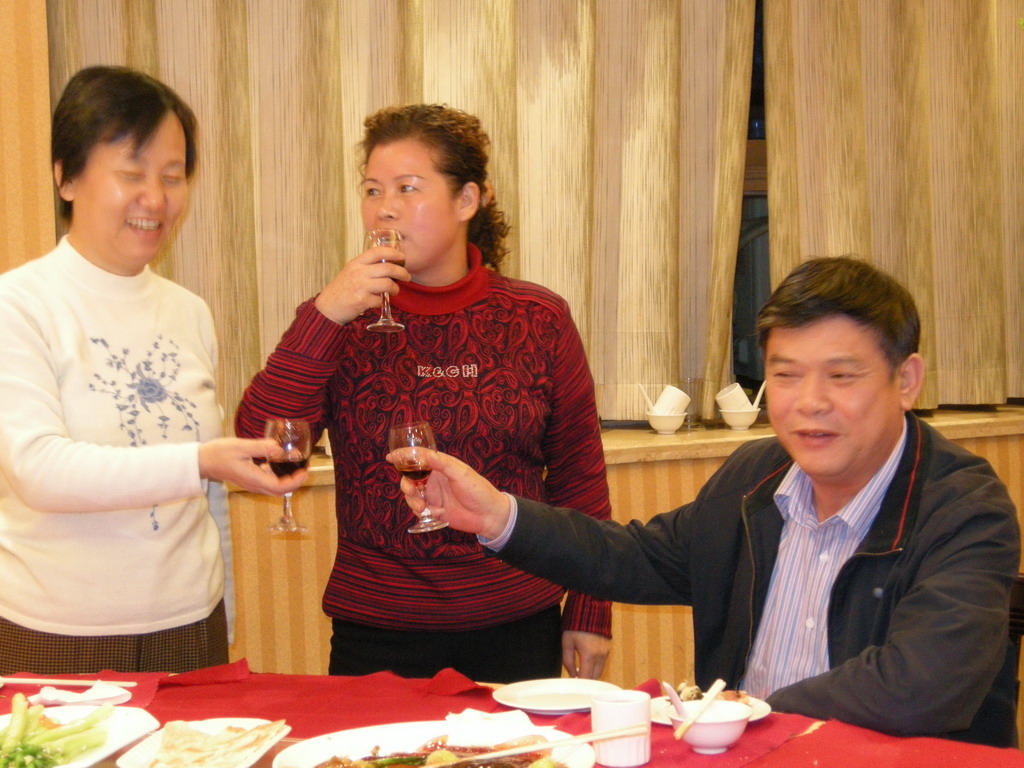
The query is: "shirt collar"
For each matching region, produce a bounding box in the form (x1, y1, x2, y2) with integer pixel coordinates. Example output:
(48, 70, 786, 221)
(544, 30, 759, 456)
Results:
(390, 243, 491, 315)
(775, 419, 909, 535)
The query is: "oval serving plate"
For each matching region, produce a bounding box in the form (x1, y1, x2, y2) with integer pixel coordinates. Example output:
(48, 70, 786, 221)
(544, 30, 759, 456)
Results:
(272, 720, 594, 768)
(492, 678, 622, 715)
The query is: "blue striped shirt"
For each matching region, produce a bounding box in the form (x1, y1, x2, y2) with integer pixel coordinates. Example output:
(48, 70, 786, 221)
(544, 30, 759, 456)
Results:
(742, 422, 907, 698)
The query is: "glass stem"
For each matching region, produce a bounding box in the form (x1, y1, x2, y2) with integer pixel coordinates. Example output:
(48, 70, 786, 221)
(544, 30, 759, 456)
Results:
(416, 483, 431, 519)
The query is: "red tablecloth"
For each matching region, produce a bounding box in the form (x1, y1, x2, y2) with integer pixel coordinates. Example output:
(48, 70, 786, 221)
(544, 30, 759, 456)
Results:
(745, 719, 1024, 767)
(3, 661, 1023, 766)
(1, 660, 503, 739)
(146, 662, 503, 737)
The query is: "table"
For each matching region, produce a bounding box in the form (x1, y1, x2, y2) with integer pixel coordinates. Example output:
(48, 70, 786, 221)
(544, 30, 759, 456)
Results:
(1, 660, 1022, 767)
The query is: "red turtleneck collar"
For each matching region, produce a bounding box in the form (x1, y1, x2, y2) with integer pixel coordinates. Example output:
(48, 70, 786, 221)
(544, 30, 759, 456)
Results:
(390, 244, 491, 316)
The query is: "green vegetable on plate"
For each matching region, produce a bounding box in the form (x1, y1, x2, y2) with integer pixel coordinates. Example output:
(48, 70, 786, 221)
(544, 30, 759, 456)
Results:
(0, 694, 113, 768)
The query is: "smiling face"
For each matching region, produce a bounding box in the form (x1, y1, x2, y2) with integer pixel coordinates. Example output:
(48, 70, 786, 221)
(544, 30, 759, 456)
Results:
(764, 314, 924, 518)
(361, 138, 479, 287)
(56, 112, 189, 276)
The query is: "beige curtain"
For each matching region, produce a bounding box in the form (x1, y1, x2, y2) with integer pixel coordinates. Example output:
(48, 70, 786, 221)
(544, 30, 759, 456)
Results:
(43, 0, 755, 423)
(764, 0, 1024, 406)
(0, 0, 54, 275)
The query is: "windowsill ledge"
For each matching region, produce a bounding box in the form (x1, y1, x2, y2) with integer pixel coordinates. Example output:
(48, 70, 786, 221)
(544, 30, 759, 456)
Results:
(246, 405, 1024, 489)
(600, 405, 1024, 466)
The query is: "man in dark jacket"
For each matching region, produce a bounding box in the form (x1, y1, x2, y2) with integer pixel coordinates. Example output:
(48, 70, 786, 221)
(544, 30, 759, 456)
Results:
(389, 257, 1020, 747)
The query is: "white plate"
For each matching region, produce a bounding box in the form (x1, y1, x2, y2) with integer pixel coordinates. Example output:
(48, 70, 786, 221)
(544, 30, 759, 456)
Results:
(491, 678, 622, 715)
(116, 717, 290, 768)
(272, 720, 594, 768)
(650, 695, 771, 725)
(0, 705, 158, 768)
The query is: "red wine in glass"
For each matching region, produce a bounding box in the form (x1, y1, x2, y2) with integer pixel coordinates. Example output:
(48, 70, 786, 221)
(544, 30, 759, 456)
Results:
(264, 418, 312, 534)
(269, 457, 310, 477)
(395, 463, 431, 483)
(388, 421, 447, 534)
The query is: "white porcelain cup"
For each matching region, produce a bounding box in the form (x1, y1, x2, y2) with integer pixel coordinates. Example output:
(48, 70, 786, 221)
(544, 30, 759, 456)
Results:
(591, 690, 651, 767)
(715, 382, 752, 411)
(652, 385, 691, 415)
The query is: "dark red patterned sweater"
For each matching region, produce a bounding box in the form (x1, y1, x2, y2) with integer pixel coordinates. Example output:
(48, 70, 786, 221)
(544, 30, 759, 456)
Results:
(236, 247, 612, 635)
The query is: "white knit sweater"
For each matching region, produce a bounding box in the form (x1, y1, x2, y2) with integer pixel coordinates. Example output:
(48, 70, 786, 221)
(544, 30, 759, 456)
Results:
(0, 238, 226, 635)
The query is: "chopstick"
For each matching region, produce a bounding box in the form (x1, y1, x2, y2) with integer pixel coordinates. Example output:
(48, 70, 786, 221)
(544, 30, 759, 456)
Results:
(0, 676, 137, 688)
(673, 678, 726, 740)
(431, 725, 649, 767)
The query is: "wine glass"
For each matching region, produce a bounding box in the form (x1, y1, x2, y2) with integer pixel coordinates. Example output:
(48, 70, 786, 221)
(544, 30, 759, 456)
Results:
(265, 418, 312, 535)
(365, 228, 405, 333)
(388, 421, 447, 534)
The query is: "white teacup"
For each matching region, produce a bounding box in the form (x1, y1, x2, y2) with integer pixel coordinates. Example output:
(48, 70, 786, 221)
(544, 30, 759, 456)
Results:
(591, 690, 651, 767)
(715, 383, 752, 412)
(652, 385, 691, 415)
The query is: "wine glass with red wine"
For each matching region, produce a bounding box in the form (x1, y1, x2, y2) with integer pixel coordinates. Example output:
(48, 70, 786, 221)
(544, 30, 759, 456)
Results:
(264, 418, 312, 535)
(365, 228, 405, 333)
(388, 421, 447, 534)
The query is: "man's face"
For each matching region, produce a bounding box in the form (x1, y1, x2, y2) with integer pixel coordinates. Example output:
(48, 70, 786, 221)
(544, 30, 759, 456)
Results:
(764, 315, 923, 516)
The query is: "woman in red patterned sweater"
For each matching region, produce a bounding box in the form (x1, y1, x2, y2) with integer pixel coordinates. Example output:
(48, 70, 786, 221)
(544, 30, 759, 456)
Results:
(236, 104, 612, 683)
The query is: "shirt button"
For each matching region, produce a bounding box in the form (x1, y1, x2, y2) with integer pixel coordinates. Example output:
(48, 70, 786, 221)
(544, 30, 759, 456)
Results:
(819, 552, 830, 563)
(805, 618, 815, 629)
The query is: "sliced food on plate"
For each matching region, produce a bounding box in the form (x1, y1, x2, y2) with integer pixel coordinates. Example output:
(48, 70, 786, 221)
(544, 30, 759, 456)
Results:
(117, 717, 290, 768)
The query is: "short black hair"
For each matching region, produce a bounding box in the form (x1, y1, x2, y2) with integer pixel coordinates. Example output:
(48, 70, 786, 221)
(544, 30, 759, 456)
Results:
(51, 66, 197, 220)
(756, 256, 920, 371)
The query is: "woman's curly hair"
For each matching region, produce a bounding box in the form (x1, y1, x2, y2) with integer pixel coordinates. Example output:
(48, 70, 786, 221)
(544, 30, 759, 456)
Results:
(360, 104, 510, 271)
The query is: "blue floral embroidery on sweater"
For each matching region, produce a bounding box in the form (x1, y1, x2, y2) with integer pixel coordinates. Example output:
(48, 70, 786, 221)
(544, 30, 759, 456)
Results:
(88, 335, 202, 530)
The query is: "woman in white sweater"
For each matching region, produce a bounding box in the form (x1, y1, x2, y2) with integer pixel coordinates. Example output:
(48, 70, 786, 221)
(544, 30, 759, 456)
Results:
(0, 66, 304, 674)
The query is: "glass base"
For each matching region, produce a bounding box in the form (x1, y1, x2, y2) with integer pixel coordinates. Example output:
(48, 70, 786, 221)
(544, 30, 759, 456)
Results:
(367, 318, 404, 332)
(269, 519, 307, 535)
(407, 515, 448, 534)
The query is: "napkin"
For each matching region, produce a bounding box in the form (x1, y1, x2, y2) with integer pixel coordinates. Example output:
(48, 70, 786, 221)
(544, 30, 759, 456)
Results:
(157, 658, 251, 687)
(28, 682, 132, 706)
(444, 709, 559, 747)
(412, 667, 486, 696)
(445, 707, 551, 732)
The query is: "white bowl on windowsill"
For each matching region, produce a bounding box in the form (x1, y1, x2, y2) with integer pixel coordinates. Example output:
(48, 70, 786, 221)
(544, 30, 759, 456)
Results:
(647, 411, 686, 435)
(719, 408, 760, 430)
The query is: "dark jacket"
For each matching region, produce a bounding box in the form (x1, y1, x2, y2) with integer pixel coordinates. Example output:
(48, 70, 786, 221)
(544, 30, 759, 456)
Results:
(502, 414, 1019, 746)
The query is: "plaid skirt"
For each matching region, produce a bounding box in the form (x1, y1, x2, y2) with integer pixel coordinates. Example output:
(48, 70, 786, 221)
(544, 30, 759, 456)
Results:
(0, 601, 228, 675)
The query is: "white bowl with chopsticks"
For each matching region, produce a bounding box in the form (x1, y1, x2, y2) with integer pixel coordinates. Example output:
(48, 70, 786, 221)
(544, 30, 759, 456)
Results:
(719, 408, 760, 430)
(647, 411, 686, 435)
(667, 699, 752, 754)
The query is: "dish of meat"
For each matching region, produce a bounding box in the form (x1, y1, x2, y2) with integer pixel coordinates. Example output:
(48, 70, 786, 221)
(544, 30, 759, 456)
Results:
(272, 721, 594, 768)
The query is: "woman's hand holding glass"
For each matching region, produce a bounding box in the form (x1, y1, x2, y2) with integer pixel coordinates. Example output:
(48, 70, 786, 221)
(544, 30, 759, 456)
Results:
(198, 437, 307, 495)
(265, 419, 313, 535)
(313, 230, 409, 327)
(365, 229, 405, 332)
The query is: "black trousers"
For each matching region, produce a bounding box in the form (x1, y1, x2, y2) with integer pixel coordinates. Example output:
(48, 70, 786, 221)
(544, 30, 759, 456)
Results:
(329, 605, 562, 683)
